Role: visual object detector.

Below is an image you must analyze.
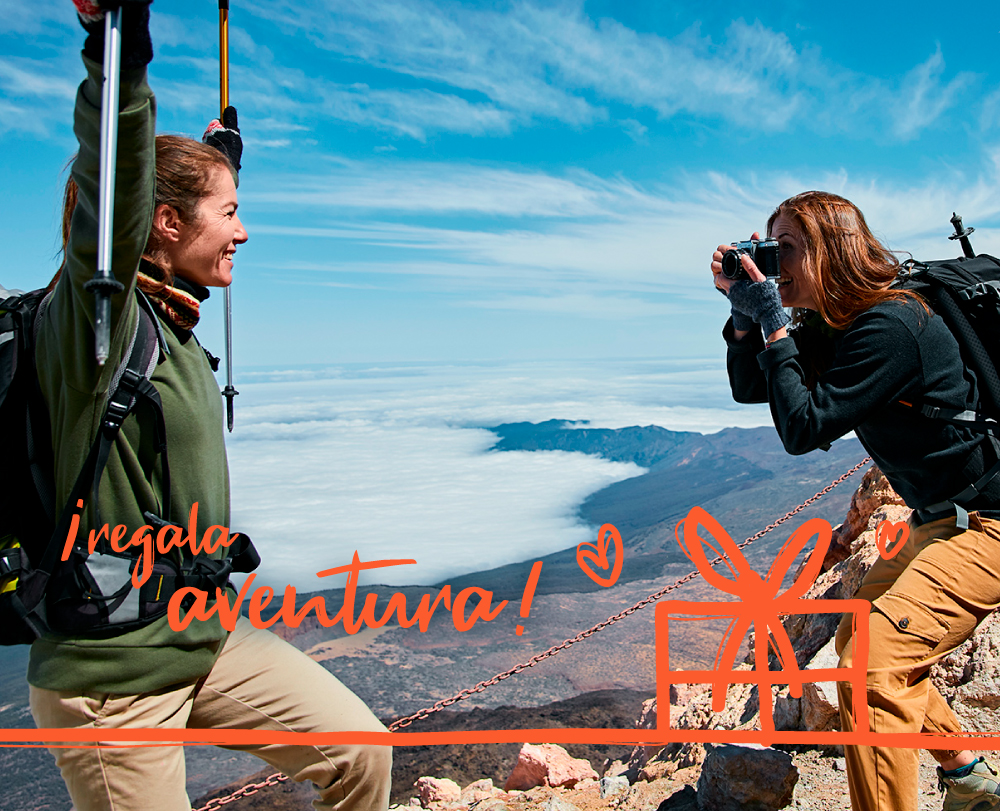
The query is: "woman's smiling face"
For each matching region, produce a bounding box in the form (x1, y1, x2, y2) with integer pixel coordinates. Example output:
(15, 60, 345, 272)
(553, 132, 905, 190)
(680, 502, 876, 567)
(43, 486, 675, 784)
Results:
(770, 212, 819, 311)
(169, 167, 248, 288)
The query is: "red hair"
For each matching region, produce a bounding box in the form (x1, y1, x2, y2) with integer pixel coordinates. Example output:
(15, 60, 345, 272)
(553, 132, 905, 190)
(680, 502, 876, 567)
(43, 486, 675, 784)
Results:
(766, 191, 924, 329)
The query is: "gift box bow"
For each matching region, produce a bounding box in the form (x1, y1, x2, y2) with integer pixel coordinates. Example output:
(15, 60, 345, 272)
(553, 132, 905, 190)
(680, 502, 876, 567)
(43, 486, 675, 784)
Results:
(674, 506, 833, 711)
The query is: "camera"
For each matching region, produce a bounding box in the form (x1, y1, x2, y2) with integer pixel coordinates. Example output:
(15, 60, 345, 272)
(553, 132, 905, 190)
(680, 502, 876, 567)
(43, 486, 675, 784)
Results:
(720, 238, 780, 281)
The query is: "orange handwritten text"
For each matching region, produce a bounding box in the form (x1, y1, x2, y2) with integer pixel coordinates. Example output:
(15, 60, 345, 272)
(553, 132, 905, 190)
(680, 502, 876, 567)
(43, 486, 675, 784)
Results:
(167, 551, 514, 635)
(60, 501, 238, 589)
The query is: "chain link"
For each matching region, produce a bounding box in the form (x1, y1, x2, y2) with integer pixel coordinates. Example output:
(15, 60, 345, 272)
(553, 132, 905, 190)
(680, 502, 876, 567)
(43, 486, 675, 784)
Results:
(192, 773, 289, 811)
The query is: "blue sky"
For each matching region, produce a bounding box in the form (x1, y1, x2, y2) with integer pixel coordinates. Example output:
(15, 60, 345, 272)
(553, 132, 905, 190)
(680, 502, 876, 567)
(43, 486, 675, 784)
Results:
(3, 0, 999, 366)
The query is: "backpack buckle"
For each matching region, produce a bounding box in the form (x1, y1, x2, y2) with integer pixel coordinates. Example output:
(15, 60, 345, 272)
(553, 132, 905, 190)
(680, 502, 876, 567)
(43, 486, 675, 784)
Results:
(103, 398, 131, 432)
(103, 368, 143, 431)
(0, 547, 22, 579)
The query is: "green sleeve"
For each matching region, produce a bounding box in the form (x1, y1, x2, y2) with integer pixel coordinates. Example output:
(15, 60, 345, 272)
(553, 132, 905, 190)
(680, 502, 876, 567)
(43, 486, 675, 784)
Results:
(40, 55, 156, 398)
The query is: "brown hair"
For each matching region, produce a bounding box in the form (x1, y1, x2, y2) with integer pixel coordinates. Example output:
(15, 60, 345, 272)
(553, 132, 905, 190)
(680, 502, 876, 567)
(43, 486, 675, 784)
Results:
(55, 135, 234, 286)
(766, 191, 923, 330)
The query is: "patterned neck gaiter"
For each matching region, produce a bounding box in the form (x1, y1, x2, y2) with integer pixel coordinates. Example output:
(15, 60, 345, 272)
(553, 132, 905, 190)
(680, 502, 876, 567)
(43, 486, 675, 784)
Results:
(136, 259, 209, 331)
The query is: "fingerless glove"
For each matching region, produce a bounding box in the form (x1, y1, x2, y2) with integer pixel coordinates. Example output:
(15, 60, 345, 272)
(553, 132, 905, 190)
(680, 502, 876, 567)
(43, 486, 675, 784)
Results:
(727, 279, 790, 338)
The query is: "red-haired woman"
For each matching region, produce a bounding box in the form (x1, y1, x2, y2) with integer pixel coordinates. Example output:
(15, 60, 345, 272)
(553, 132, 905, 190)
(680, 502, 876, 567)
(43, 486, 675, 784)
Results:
(27, 4, 390, 810)
(712, 191, 1000, 811)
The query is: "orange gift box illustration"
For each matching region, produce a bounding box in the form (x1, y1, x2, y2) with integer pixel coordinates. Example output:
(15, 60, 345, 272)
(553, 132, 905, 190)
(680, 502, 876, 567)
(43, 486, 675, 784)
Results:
(656, 506, 870, 737)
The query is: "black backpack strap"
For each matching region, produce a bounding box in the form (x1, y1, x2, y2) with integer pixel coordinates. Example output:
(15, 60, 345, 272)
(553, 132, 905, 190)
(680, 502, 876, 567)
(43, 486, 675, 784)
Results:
(920, 459, 1000, 529)
(25, 292, 57, 526)
(18, 301, 164, 623)
(17, 293, 259, 635)
(88, 304, 161, 524)
(898, 400, 1000, 436)
(935, 285, 1000, 414)
(136, 288, 169, 360)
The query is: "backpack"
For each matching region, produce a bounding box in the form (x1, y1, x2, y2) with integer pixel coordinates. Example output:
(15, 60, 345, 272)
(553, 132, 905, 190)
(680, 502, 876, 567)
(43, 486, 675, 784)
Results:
(0, 286, 259, 645)
(892, 216, 1000, 526)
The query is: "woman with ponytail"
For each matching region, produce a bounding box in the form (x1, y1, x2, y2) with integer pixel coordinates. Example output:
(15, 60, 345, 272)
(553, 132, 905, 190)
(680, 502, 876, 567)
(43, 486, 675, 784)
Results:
(28, 4, 391, 809)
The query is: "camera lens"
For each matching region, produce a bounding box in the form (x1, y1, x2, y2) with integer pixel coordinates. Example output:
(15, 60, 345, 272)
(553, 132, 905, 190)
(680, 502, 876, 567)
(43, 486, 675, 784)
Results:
(721, 250, 743, 279)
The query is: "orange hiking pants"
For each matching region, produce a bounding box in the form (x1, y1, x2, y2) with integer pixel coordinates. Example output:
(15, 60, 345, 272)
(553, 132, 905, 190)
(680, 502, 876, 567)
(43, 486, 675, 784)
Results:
(836, 512, 1000, 811)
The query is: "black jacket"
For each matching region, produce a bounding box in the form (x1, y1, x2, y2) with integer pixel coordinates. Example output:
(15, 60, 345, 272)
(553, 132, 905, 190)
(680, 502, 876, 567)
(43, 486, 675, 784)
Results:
(726, 298, 1000, 515)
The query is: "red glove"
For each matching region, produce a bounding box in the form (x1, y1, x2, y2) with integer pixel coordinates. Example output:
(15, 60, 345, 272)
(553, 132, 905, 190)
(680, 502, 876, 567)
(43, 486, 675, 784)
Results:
(73, 0, 105, 24)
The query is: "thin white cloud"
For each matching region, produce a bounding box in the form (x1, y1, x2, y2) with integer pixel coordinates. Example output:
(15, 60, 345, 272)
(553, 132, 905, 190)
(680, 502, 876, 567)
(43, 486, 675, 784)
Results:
(240, 157, 1000, 318)
(233, 0, 981, 140)
(0, 57, 78, 137)
(2, 0, 71, 38)
(461, 292, 685, 319)
(0, 57, 78, 101)
(1, 1, 986, 145)
(620, 118, 648, 143)
(245, 164, 623, 217)
(316, 85, 514, 140)
(891, 47, 975, 140)
(0, 99, 47, 137)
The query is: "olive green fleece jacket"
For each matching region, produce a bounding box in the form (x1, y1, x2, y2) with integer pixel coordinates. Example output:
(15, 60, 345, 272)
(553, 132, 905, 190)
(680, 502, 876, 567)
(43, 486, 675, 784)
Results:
(28, 56, 232, 694)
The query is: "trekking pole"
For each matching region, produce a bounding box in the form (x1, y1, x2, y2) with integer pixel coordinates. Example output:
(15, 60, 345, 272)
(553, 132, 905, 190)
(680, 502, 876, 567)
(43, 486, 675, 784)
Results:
(949, 213, 976, 259)
(219, 0, 238, 431)
(83, 8, 126, 366)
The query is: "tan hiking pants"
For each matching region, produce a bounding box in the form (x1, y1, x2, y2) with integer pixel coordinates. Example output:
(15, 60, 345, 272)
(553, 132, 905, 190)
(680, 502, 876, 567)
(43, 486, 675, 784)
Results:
(30, 616, 392, 811)
(836, 512, 1000, 811)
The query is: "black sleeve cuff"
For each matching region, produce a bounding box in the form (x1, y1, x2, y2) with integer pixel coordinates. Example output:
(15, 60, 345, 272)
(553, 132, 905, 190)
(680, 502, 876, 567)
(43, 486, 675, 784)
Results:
(723, 317, 765, 352)
(757, 336, 799, 370)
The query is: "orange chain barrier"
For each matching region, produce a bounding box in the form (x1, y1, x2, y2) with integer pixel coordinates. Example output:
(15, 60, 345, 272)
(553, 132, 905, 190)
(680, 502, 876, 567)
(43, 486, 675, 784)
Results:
(193, 772, 289, 810)
(192, 455, 872, 809)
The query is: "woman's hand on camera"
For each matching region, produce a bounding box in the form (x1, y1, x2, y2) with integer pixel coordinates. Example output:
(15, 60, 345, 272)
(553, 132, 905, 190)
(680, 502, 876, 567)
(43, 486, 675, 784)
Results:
(713, 232, 772, 337)
(712, 232, 766, 294)
(727, 278, 789, 339)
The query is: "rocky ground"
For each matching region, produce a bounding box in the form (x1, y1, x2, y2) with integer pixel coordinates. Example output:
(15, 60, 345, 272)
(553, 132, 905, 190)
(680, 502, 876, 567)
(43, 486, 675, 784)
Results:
(197, 744, 976, 811)
(192, 466, 1000, 811)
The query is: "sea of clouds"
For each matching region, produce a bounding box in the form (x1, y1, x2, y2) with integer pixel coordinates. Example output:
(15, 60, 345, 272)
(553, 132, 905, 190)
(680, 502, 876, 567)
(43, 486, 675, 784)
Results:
(224, 358, 774, 590)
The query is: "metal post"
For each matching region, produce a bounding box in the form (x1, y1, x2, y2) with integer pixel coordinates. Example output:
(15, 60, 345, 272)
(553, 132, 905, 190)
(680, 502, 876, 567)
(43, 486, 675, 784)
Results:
(949, 213, 976, 259)
(219, 0, 238, 430)
(84, 8, 126, 365)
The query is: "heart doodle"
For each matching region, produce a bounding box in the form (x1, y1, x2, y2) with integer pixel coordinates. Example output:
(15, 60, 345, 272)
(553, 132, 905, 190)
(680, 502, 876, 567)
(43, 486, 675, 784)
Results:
(876, 520, 910, 560)
(576, 523, 624, 588)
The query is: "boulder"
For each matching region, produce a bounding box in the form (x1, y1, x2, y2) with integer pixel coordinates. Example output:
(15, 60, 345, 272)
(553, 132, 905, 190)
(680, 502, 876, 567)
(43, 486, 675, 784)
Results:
(696, 743, 797, 811)
(656, 785, 698, 811)
(599, 775, 629, 798)
(822, 466, 907, 571)
(460, 779, 502, 805)
(933, 610, 1000, 732)
(503, 744, 599, 791)
(801, 637, 841, 732)
(772, 686, 801, 731)
(637, 758, 674, 782)
(414, 776, 461, 807)
(542, 796, 580, 811)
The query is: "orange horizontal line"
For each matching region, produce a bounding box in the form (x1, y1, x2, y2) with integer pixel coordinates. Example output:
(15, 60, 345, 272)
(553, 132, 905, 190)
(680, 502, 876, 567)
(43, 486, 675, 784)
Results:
(6, 728, 1000, 750)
